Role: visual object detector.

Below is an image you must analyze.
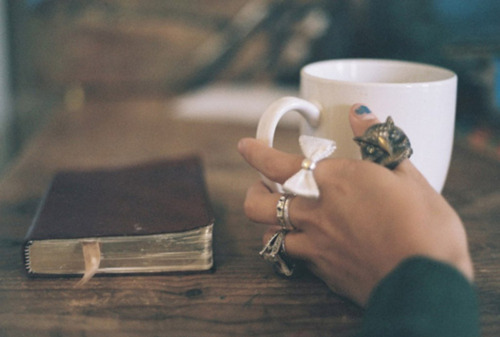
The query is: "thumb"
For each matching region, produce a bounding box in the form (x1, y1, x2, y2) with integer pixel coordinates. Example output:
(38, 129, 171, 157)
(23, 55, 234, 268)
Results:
(349, 104, 381, 137)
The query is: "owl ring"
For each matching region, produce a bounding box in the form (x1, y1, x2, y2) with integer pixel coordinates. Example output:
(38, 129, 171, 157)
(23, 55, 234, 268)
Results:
(354, 116, 413, 169)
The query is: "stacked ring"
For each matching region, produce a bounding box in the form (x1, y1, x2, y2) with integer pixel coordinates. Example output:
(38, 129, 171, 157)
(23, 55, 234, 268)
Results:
(276, 194, 296, 230)
(259, 193, 299, 277)
(259, 229, 295, 277)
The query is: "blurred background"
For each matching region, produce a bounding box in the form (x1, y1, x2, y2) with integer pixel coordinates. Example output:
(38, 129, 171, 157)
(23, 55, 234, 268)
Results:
(2, 0, 500, 173)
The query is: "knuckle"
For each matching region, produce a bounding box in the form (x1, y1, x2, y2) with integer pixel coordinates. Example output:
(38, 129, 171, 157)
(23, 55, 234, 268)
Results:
(335, 158, 360, 176)
(243, 197, 256, 218)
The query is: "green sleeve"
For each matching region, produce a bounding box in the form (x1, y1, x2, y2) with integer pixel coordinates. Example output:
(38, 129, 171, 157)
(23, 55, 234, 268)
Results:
(357, 256, 480, 337)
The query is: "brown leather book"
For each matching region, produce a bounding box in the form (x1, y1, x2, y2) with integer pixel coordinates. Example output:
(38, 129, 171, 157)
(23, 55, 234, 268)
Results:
(23, 156, 214, 280)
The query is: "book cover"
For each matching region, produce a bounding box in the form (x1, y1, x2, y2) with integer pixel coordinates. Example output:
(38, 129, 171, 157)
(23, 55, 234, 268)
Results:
(23, 156, 215, 281)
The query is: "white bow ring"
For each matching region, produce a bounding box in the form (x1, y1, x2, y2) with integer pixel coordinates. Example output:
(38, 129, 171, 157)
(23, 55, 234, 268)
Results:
(283, 135, 336, 198)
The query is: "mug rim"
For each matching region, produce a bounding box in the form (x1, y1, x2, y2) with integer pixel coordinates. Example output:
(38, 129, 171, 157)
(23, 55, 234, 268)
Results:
(301, 58, 457, 86)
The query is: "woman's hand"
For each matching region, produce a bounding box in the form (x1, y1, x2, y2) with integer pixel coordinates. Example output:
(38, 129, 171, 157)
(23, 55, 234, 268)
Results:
(238, 104, 473, 307)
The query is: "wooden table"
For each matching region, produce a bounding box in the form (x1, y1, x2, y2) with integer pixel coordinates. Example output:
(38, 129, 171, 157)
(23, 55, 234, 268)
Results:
(0, 96, 498, 336)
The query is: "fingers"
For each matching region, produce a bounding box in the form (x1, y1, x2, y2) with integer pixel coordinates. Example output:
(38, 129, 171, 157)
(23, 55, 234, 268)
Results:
(239, 104, 383, 184)
(238, 138, 303, 184)
(241, 104, 392, 230)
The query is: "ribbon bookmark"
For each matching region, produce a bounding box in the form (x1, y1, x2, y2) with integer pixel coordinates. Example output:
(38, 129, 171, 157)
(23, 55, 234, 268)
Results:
(75, 240, 101, 287)
(283, 135, 336, 198)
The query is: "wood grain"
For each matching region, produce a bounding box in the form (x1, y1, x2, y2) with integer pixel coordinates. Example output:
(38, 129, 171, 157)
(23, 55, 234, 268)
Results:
(0, 97, 498, 336)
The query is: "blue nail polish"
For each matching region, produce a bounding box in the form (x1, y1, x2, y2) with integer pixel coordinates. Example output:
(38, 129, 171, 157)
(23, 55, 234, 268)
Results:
(355, 105, 371, 115)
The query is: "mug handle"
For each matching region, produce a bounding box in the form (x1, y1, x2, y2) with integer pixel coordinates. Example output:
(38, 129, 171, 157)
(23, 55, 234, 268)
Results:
(256, 96, 321, 192)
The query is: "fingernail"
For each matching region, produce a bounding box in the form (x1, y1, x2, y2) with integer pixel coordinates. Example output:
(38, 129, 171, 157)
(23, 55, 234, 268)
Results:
(353, 104, 377, 120)
(355, 105, 371, 115)
(237, 139, 247, 153)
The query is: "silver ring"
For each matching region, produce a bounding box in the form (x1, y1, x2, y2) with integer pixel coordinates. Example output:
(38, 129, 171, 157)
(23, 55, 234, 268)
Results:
(354, 116, 413, 169)
(276, 194, 296, 230)
(259, 229, 295, 277)
(283, 194, 296, 230)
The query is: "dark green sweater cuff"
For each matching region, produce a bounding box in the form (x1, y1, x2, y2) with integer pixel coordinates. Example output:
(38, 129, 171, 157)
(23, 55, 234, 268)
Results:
(358, 257, 479, 337)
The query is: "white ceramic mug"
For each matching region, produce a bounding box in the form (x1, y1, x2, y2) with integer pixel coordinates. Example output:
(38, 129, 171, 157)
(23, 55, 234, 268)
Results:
(257, 59, 457, 192)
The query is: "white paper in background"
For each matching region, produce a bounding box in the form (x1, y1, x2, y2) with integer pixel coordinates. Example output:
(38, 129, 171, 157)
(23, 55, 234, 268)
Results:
(171, 83, 302, 128)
